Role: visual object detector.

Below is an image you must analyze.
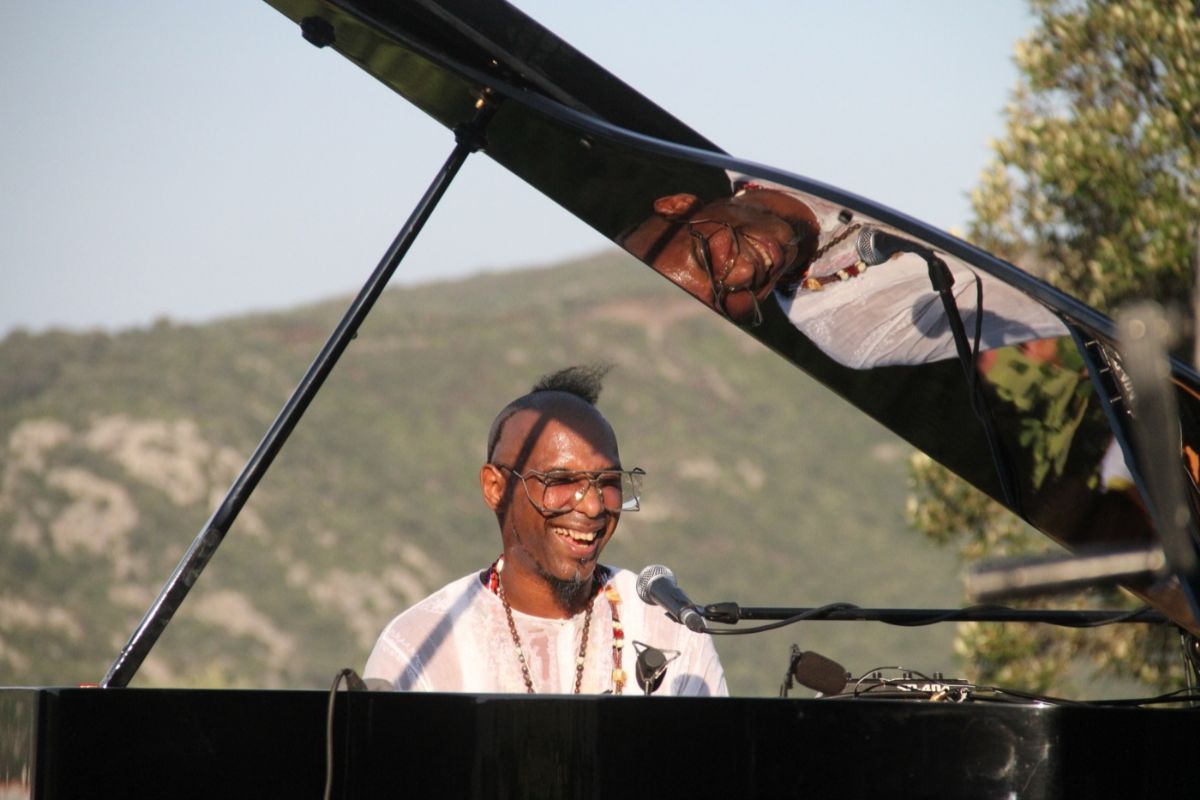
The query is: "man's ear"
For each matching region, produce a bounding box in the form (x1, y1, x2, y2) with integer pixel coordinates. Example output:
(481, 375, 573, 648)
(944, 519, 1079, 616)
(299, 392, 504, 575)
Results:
(653, 193, 702, 220)
(480, 463, 507, 512)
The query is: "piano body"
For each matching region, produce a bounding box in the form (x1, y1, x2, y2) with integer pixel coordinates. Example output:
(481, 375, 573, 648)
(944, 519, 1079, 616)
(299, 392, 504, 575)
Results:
(4, 1, 1200, 797)
(4, 685, 1200, 798)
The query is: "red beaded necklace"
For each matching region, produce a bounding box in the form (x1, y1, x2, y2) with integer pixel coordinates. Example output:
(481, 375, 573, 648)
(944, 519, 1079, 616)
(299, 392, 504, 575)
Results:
(485, 556, 625, 695)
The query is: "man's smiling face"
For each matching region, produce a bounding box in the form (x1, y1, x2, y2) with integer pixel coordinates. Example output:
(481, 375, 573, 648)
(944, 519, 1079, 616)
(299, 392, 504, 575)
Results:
(622, 187, 820, 324)
(482, 393, 622, 615)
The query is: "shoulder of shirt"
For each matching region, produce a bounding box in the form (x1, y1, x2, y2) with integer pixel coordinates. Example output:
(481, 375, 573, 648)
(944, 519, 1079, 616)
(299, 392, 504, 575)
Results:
(420, 571, 486, 602)
(381, 571, 491, 629)
(602, 566, 639, 597)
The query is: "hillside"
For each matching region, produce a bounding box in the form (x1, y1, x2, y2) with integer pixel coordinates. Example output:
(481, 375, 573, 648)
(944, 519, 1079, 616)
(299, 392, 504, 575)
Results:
(0, 251, 961, 695)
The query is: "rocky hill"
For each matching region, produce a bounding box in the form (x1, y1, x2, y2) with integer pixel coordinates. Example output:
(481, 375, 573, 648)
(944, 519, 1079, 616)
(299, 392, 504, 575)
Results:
(0, 252, 961, 695)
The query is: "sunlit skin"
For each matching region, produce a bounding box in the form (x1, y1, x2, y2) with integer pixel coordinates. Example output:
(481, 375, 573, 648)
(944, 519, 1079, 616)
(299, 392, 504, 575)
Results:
(479, 392, 622, 618)
(621, 186, 820, 324)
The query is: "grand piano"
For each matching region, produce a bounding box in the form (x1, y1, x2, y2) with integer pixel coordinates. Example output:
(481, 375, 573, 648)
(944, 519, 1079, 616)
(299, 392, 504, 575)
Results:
(5, 1, 1200, 797)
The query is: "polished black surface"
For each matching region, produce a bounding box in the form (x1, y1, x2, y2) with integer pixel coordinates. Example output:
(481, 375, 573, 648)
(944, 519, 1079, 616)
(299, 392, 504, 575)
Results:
(28, 4, 1193, 797)
(4, 687, 1200, 799)
(258, 0, 1200, 630)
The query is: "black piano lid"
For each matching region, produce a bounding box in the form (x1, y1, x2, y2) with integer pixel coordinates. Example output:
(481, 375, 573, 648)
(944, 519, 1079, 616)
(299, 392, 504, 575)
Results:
(261, 1, 1200, 629)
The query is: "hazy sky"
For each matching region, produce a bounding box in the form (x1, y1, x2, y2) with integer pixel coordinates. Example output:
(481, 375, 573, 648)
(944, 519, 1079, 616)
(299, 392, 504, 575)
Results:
(2, 1, 1033, 335)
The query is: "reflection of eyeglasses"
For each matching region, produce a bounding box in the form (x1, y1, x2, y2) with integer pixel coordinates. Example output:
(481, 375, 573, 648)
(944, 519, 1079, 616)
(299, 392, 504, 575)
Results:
(493, 465, 645, 514)
(685, 218, 767, 326)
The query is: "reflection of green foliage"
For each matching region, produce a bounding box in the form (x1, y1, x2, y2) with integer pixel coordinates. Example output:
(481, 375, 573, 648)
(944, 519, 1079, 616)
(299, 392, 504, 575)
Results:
(910, 0, 1198, 695)
(985, 343, 1092, 490)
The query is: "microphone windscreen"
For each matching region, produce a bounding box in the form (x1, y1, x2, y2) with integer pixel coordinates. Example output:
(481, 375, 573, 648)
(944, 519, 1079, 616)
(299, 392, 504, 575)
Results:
(855, 226, 886, 266)
(636, 564, 673, 604)
(792, 651, 848, 695)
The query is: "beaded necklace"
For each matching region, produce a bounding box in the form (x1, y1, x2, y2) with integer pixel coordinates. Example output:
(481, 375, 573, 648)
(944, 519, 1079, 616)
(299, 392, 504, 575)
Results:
(486, 556, 625, 694)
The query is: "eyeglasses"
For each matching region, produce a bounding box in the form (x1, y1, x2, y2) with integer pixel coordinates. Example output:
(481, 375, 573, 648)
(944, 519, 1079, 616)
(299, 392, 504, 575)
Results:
(686, 218, 803, 327)
(686, 218, 763, 326)
(493, 465, 646, 514)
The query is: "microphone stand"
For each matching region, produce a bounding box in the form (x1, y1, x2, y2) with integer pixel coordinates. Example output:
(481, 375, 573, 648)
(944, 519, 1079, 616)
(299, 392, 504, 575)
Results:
(101, 99, 498, 688)
(923, 254, 1022, 514)
(700, 602, 1167, 627)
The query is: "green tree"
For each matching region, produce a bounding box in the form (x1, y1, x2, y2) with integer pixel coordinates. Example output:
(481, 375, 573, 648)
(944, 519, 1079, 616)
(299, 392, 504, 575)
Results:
(970, 0, 1199, 312)
(909, 0, 1200, 695)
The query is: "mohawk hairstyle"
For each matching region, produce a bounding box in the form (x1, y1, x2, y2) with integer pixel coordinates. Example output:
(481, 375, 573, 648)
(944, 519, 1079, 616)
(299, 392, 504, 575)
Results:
(529, 363, 611, 405)
(486, 363, 613, 462)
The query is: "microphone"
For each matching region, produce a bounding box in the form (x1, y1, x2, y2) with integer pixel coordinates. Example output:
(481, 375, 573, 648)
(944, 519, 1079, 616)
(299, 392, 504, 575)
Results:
(633, 641, 679, 696)
(790, 649, 848, 696)
(636, 565, 708, 632)
(855, 225, 937, 267)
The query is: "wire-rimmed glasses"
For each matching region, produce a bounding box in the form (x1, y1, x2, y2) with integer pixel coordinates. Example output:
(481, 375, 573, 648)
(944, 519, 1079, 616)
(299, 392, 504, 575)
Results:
(494, 465, 645, 514)
(685, 217, 805, 326)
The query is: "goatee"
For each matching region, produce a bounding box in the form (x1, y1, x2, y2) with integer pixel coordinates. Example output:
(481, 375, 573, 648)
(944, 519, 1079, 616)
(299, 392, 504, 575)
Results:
(546, 572, 592, 613)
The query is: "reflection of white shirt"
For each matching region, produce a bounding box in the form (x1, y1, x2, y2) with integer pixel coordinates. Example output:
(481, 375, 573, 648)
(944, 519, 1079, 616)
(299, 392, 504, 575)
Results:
(364, 568, 728, 696)
(729, 174, 1068, 369)
(778, 251, 1069, 369)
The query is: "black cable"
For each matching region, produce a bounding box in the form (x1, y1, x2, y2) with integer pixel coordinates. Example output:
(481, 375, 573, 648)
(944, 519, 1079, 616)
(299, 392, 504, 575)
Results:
(1063, 606, 1165, 628)
(888, 604, 1163, 628)
(324, 667, 358, 800)
(930, 259, 1022, 513)
(837, 664, 1200, 707)
(1069, 686, 1200, 707)
(705, 603, 1164, 633)
(1182, 631, 1200, 694)
(705, 603, 861, 635)
(883, 607, 977, 626)
(967, 270, 985, 416)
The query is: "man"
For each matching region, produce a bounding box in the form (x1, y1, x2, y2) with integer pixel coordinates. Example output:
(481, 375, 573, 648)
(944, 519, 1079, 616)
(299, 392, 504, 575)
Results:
(364, 366, 727, 695)
(622, 179, 1066, 368)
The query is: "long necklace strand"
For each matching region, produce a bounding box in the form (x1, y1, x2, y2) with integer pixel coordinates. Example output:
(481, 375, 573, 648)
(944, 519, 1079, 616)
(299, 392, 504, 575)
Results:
(490, 557, 624, 695)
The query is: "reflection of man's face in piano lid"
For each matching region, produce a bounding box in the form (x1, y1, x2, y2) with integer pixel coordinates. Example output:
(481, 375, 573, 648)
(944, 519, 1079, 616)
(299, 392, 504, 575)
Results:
(621, 187, 819, 324)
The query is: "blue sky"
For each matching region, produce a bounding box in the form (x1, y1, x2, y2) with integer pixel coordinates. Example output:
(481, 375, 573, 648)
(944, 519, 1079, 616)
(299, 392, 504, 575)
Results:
(1, 1, 1033, 335)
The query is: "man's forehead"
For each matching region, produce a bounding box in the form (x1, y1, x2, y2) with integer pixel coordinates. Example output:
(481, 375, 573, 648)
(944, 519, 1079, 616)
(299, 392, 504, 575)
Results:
(492, 397, 618, 464)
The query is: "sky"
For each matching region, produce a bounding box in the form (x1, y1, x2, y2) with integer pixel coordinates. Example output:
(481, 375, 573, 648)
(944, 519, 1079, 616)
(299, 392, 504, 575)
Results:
(1, 1, 1034, 336)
